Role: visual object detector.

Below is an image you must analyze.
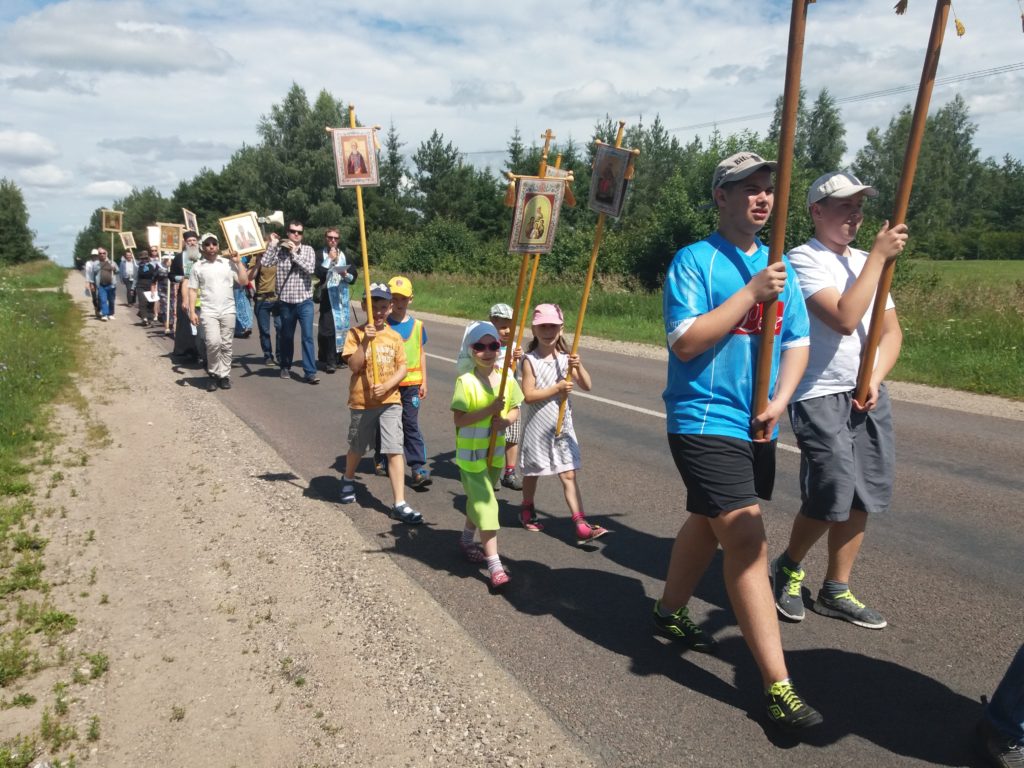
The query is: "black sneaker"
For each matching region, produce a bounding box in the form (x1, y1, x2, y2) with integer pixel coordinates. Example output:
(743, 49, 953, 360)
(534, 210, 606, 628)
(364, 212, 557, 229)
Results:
(390, 502, 423, 525)
(812, 589, 887, 629)
(206, 376, 219, 392)
(652, 600, 717, 653)
(977, 717, 1024, 768)
(218, 377, 231, 390)
(500, 469, 523, 491)
(765, 680, 823, 730)
(770, 556, 806, 622)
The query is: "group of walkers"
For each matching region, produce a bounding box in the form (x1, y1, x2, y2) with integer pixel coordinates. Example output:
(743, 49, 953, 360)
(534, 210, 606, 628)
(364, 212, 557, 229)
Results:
(80, 156, 1021, 761)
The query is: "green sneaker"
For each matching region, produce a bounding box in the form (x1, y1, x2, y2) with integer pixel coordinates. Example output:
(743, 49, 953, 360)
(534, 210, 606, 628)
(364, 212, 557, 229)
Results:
(765, 680, 823, 730)
(813, 589, 887, 629)
(652, 600, 717, 654)
(769, 556, 806, 622)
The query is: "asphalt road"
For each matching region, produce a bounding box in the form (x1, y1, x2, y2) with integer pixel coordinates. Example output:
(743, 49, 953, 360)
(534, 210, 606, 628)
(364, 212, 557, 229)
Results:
(150, 310, 1023, 767)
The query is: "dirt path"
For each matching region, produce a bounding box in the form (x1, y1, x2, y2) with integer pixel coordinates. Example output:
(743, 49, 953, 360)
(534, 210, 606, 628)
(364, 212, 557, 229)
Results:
(31, 272, 595, 767)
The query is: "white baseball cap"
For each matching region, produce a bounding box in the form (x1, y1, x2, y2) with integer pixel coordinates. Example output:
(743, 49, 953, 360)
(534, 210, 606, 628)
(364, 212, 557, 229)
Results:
(807, 172, 878, 206)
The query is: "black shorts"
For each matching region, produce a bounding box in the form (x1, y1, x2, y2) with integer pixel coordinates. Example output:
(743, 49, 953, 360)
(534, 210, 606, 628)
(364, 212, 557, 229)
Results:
(667, 434, 776, 518)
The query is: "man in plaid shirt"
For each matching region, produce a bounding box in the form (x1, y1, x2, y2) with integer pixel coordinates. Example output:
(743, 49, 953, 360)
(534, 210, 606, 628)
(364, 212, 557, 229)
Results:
(260, 220, 320, 384)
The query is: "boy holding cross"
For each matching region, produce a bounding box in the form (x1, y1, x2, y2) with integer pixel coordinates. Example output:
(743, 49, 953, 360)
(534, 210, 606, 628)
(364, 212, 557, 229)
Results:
(770, 172, 907, 630)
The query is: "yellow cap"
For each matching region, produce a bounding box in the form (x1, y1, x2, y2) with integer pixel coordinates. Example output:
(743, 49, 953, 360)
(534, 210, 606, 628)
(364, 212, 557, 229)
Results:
(388, 275, 413, 297)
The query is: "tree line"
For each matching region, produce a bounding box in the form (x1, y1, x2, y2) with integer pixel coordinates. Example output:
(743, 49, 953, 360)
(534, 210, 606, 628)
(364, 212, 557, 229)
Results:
(0, 179, 47, 266)
(72, 83, 1024, 286)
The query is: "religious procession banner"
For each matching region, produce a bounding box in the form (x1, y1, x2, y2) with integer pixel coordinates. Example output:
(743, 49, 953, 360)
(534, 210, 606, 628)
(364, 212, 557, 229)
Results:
(182, 208, 199, 234)
(157, 222, 184, 253)
(118, 231, 136, 249)
(101, 209, 123, 232)
(507, 178, 565, 254)
(589, 144, 636, 218)
(219, 211, 265, 257)
(330, 127, 379, 188)
(146, 226, 160, 248)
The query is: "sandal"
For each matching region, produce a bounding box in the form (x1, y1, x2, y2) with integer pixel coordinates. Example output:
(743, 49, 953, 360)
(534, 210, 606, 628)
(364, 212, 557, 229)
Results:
(520, 503, 544, 532)
(489, 570, 510, 590)
(458, 540, 486, 563)
(573, 514, 609, 544)
(390, 502, 423, 526)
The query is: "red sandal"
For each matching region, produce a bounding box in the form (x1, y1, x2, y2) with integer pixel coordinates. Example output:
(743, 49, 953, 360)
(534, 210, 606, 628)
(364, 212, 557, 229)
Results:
(520, 503, 544, 532)
(573, 513, 608, 545)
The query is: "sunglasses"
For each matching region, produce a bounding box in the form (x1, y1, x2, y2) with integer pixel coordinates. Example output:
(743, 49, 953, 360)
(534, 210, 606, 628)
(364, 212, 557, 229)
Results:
(471, 341, 501, 352)
(325, 234, 339, 240)
(288, 228, 304, 235)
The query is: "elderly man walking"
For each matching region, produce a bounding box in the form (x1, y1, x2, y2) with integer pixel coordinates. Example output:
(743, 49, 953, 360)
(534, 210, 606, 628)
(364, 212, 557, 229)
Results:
(187, 233, 249, 391)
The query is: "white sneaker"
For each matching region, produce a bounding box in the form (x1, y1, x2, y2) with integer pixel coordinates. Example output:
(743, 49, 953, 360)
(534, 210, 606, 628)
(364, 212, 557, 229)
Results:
(99, 316, 108, 322)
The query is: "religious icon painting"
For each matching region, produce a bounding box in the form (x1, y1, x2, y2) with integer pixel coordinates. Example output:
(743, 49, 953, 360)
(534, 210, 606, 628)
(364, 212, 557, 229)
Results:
(508, 178, 565, 254)
(544, 165, 571, 179)
(118, 231, 136, 249)
(219, 211, 265, 257)
(330, 127, 379, 188)
(101, 209, 123, 232)
(588, 144, 633, 218)
(157, 222, 184, 253)
(182, 208, 199, 235)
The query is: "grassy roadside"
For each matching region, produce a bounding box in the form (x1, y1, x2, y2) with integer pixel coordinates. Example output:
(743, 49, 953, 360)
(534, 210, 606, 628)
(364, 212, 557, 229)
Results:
(0, 261, 108, 767)
(387, 261, 1024, 400)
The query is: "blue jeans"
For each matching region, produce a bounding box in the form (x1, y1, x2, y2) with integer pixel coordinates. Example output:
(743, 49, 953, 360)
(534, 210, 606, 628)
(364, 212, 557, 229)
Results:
(988, 643, 1024, 743)
(277, 299, 316, 377)
(255, 298, 282, 363)
(97, 284, 117, 317)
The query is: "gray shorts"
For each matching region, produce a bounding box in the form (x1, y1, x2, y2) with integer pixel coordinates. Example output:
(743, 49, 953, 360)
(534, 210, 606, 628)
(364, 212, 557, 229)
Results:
(788, 385, 895, 522)
(348, 405, 403, 456)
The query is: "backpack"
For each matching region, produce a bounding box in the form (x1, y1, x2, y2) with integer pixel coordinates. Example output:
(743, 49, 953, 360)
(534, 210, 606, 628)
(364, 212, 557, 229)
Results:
(98, 261, 116, 286)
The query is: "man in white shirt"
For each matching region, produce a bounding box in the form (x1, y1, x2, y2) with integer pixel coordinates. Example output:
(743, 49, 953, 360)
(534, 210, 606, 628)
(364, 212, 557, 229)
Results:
(770, 172, 907, 631)
(187, 233, 249, 391)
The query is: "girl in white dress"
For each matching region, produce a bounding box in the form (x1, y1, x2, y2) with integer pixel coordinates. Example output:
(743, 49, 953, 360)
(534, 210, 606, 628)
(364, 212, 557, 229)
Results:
(519, 303, 608, 544)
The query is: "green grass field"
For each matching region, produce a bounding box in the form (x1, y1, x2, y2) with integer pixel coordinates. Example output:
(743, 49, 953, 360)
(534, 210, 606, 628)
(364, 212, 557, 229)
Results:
(911, 259, 1024, 287)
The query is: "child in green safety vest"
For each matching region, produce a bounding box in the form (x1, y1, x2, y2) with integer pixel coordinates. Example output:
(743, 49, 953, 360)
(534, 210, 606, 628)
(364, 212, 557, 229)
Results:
(451, 321, 524, 591)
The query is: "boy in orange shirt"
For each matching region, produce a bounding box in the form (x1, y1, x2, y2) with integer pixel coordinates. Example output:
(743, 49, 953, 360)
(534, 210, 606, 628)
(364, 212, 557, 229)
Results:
(338, 283, 422, 524)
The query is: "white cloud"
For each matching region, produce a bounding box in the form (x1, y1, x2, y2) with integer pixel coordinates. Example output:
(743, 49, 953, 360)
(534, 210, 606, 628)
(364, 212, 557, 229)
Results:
(541, 80, 689, 120)
(83, 180, 133, 198)
(97, 136, 235, 162)
(2, 70, 96, 95)
(0, 0, 234, 75)
(19, 164, 73, 188)
(429, 79, 523, 108)
(0, 130, 59, 165)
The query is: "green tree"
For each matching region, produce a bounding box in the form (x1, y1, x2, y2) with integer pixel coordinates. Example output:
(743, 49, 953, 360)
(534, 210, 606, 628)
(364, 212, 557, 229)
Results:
(0, 178, 45, 265)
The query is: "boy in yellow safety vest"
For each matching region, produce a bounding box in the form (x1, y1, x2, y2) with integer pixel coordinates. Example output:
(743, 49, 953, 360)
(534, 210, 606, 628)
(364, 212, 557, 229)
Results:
(373, 275, 432, 487)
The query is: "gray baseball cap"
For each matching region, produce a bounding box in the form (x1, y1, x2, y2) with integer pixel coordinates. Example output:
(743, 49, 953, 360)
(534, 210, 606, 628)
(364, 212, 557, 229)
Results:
(807, 171, 878, 206)
(711, 151, 778, 195)
(488, 303, 514, 320)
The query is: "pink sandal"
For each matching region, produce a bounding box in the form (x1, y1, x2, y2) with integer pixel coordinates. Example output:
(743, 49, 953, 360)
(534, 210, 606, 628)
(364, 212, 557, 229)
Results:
(573, 514, 609, 545)
(520, 503, 544, 532)
(489, 569, 510, 590)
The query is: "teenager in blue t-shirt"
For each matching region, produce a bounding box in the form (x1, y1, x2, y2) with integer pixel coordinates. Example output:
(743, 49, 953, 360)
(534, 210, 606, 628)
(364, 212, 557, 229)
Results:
(654, 151, 820, 733)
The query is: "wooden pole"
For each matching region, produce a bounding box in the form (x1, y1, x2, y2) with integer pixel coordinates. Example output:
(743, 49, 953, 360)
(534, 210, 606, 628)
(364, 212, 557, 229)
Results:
(484, 253, 531, 464)
(485, 129, 558, 464)
(751, 0, 812, 441)
(348, 105, 381, 385)
(555, 121, 628, 435)
(855, 0, 950, 403)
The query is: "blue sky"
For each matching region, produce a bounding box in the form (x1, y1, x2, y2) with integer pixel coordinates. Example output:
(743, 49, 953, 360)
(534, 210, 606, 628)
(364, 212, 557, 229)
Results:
(1, 0, 1022, 265)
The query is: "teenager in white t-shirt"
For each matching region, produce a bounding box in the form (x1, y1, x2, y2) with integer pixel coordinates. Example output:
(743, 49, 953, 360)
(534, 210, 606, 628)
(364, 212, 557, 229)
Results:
(769, 172, 908, 631)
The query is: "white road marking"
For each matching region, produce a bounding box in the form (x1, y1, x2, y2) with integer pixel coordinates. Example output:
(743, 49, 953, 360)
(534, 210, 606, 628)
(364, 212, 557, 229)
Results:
(426, 352, 801, 454)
